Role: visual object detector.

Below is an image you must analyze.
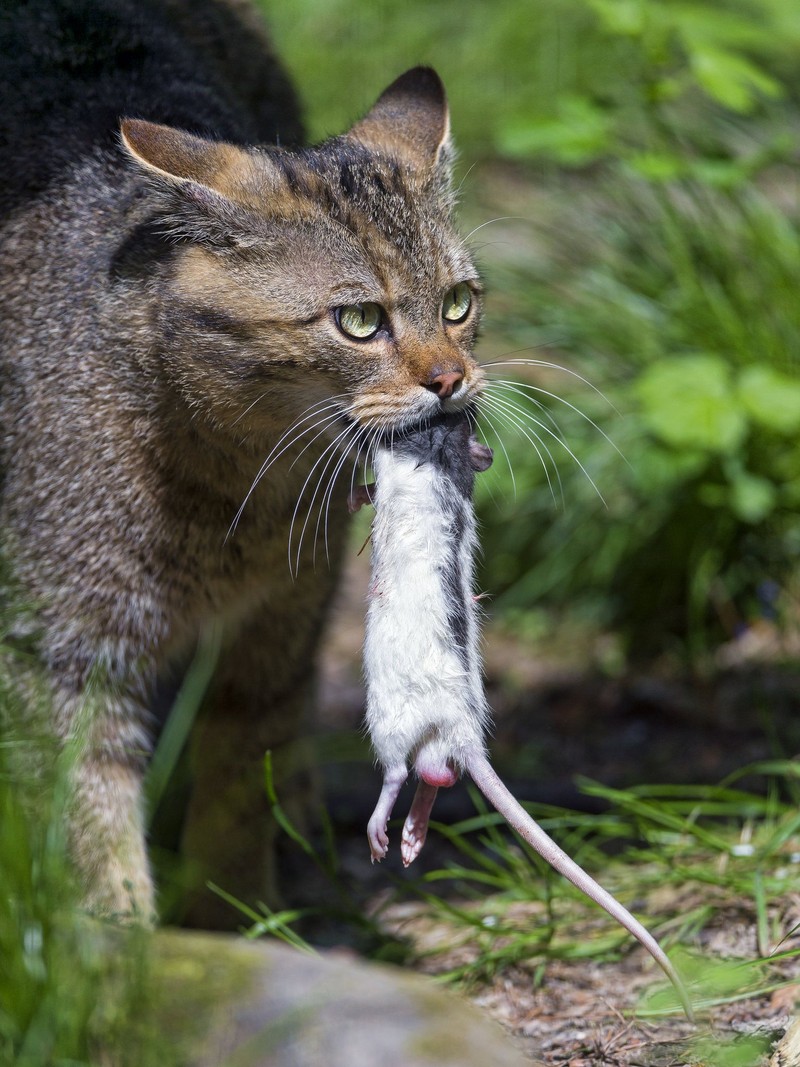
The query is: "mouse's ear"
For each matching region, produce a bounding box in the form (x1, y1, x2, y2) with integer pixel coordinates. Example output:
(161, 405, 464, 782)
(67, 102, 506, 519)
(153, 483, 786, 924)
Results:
(346, 67, 453, 181)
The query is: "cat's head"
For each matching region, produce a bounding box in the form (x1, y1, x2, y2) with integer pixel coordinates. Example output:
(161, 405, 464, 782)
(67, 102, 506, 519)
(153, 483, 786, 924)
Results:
(120, 68, 483, 446)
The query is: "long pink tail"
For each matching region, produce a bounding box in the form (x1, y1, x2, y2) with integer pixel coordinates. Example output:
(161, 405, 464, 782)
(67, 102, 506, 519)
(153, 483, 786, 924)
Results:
(466, 752, 694, 1021)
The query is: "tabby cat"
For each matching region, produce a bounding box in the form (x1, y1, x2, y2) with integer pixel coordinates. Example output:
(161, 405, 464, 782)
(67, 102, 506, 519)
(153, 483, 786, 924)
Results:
(0, 0, 484, 926)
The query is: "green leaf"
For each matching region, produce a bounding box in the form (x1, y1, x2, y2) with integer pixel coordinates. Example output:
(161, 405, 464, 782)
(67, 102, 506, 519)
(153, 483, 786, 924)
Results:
(729, 472, 777, 523)
(496, 96, 613, 165)
(630, 443, 707, 492)
(585, 0, 645, 36)
(689, 47, 782, 113)
(635, 354, 747, 454)
(738, 365, 800, 434)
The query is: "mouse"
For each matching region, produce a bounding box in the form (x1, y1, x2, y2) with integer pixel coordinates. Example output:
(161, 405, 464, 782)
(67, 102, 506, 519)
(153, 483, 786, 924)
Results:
(357, 409, 693, 1019)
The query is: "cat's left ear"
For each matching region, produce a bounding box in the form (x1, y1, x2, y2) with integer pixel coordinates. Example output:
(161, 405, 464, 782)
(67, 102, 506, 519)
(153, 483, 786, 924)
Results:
(120, 120, 277, 248)
(347, 67, 453, 179)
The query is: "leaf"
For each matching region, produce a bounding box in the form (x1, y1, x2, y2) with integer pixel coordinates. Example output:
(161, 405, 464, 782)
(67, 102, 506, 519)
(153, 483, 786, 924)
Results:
(496, 96, 613, 165)
(729, 471, 777, 523)
(689, 46, 782, 113)
(635, 354, 747, 454)
(585, 0, 645, 36)
(739, 365, 800, 435)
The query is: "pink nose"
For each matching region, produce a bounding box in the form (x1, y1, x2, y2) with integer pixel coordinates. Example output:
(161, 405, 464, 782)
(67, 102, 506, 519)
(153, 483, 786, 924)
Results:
(424, 368, 464, 399)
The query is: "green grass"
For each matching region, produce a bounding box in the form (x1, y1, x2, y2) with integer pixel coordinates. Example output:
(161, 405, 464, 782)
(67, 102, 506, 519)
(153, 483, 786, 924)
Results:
(470, 174, 800, 664)
(1, 606, 797, 1064)
(265, 0, 800, 172)
(0, 696, 162, 1066)
(363, 763, 800, 1023)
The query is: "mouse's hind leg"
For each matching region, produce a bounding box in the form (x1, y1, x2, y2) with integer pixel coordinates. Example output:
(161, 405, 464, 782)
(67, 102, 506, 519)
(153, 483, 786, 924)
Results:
(401, 780, 438, 866)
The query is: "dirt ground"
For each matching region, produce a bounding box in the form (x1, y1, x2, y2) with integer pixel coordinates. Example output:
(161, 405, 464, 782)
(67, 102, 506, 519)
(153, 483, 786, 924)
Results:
(315, 544, 800, 1066)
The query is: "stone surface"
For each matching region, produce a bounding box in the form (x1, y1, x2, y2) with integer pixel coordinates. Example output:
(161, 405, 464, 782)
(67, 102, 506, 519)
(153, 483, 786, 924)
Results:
(146, 929, 534, 1067)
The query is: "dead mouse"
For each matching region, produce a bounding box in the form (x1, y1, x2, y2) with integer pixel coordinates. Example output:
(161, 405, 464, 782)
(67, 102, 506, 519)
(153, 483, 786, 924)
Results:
(357, 410, 693, 1019)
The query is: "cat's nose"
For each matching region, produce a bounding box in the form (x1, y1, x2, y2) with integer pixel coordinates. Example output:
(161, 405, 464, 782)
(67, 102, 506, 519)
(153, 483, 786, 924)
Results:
(424, 367, 464, 399)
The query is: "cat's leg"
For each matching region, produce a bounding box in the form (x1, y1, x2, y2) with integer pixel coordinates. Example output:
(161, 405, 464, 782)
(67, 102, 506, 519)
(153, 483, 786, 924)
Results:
(179, 593, 334, 930)
(70, 751, 153, 920)
(55, 686, 155, 923)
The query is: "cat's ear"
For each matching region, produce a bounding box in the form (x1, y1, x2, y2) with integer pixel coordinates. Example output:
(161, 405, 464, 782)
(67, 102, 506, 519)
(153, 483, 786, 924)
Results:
(120, 119, 271, 247)
(347, 67, 453, 178)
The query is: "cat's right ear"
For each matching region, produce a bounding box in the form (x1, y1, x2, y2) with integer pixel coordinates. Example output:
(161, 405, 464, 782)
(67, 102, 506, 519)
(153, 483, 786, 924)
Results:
(120, 119, 272, 248)
(347, 67, 453, 180)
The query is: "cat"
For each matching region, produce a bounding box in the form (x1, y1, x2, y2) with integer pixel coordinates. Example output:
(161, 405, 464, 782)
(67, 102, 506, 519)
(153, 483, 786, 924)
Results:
(0, 0, 485, 926)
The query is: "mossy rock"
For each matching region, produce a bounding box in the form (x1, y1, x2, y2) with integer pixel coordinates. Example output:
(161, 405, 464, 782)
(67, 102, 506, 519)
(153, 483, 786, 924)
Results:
(94, 927, 533, 1066)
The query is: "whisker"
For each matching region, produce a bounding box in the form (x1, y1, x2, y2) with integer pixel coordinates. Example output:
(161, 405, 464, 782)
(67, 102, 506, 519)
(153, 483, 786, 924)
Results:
(479, 355, 618, 412)
(485, 392, 605, 505)
(463, 216, 525, 243)
(465, 407, 500, 511)
(289, 420, 362, 577)
(454, 160, 478, 199)
(481, 394, 561, 506)
(486, 378, 626, 462)
(485, 378, 567, 443)
(318, 419, 376, 569)
(285, 407, 353, 473)
(226, 395, 349, 541)
(229, 390, 268, 429)
(315, 423, 371, 568)
(228, 407, 343, 542)
(474, 403, 518, 501)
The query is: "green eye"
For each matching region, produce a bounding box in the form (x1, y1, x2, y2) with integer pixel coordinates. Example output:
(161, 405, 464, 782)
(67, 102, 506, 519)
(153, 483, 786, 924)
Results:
(442, 282, 472, 323)
(336, 302, 383, 340)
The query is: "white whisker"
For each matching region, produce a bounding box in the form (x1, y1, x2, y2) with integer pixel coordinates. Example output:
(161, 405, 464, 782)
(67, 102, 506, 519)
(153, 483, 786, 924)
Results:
(485, 391, 605, 506)
(485, 378, 567, 443)
(315, 423, 371, 568)
(474, 403, 517, 500)
(289, 420, 362, 576)
(487, 378, 626, 462)
(226, 394, 349, 541)
(481, 394, 561, 506)
(479, 356, 619, 413)
(229, 390, 268, 429)
(463, 216, 525, 243)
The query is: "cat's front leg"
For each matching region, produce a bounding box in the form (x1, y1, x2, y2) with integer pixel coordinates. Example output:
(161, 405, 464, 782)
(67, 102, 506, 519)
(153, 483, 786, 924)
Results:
(56, 687, 155, 924)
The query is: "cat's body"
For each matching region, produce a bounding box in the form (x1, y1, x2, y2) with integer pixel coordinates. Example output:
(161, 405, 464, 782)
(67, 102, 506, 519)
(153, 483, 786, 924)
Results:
(0, 0, 484, 924)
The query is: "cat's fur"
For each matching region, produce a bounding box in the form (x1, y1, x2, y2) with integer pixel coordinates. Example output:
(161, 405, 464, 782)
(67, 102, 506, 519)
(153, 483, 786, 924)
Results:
(0, 0, 484, 926)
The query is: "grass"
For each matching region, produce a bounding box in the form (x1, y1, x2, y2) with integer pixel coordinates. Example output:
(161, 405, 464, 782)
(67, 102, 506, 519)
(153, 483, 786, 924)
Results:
(0, 699, 163, 1066)
(363, 763, 800, 1032)
(467, 172, 800, 666)
(229, 734, 800, 1033)
(1, 594, 798, 1066)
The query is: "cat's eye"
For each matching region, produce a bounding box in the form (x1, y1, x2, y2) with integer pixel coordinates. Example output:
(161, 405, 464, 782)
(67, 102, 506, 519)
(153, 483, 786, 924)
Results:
(442, 283, 472, 324)
(336, 302, 383, 340)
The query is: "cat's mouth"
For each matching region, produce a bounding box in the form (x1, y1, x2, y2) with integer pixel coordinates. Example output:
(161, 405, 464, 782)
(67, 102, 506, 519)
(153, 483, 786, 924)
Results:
(349, 372, 484, 433)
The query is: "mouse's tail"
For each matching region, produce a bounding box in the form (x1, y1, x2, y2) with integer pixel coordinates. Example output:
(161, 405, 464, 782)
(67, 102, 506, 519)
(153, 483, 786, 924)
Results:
(465, 751, 694, 1022)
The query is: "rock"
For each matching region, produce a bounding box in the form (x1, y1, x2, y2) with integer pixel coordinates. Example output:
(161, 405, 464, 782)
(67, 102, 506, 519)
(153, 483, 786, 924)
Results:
(135, 929, 533, 1066)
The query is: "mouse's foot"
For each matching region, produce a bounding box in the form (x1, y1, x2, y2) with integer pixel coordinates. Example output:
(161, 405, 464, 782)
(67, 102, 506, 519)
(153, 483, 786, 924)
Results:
(401, 780, 439, 867)
(366, 763, 408, 862)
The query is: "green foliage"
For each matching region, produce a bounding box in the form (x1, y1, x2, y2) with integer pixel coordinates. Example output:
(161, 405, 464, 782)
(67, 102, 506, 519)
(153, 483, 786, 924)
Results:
(0, 663, 161, 1065)
(475, 180, 800, 661)
(269, 0, 800, 664)
(265, 0, 800, 174)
